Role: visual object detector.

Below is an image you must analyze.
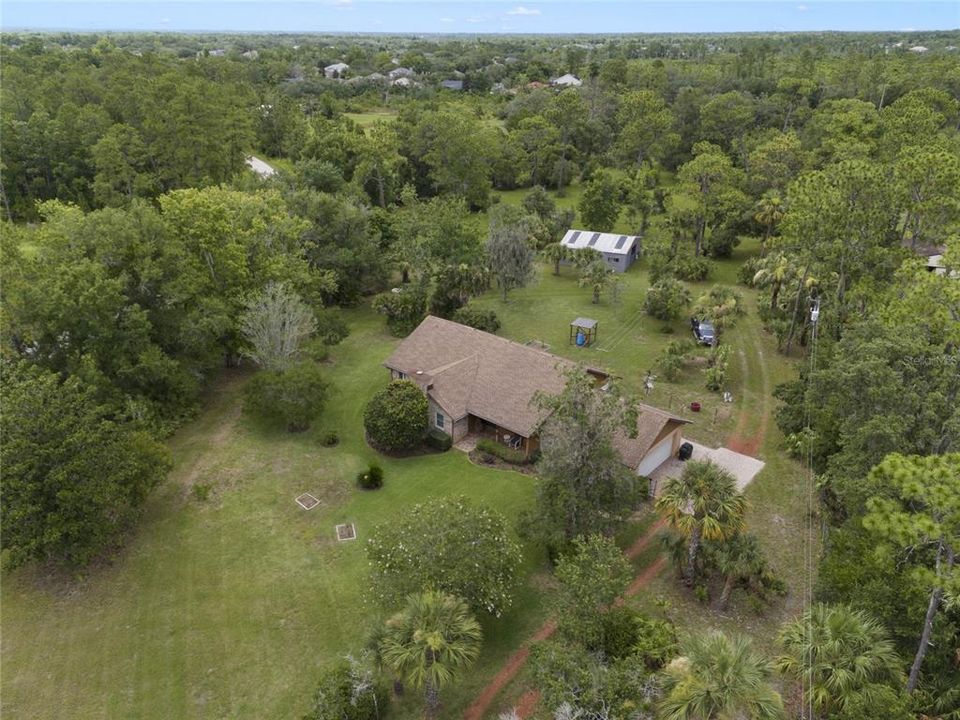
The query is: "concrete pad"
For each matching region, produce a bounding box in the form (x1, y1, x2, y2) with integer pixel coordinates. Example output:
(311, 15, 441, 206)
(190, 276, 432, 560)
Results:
(648, 441, 765, 495)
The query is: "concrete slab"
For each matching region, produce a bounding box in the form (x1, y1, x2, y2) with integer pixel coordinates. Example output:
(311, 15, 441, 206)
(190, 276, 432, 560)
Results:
(648, 441, 765, 495)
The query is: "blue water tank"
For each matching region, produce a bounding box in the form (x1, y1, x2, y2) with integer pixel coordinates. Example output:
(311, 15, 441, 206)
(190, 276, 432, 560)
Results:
(576, 331, 585, 346)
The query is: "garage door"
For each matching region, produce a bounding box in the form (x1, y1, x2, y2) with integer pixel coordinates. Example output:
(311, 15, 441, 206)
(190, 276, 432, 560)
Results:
(637, 435, 676, 477)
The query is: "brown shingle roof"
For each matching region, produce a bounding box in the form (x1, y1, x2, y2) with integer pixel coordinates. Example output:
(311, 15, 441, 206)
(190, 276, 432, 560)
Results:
(384, 316, 585, 436)
(612, 404, 691, 469)
(385, 318, 688, 468)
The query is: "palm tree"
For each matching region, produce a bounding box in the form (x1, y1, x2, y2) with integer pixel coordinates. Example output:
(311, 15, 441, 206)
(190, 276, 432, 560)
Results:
(705, 532, 767, 610)
(578, 258, 615, 304)
(752, 252, 792, 312)
(541, 242, 569, 275)
(660, 630, 785, 720)
(753, 192, 785, 256)
(656, 460, 747, 586)
(776, 603, 904, 718)
(379, 591, 482, 719)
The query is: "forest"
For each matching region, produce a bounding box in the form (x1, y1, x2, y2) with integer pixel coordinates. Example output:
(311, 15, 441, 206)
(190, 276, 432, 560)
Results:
(2, 28, 959, 720)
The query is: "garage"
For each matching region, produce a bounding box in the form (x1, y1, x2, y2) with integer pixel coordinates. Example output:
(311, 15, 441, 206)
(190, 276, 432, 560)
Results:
(637, 434, 678, 477)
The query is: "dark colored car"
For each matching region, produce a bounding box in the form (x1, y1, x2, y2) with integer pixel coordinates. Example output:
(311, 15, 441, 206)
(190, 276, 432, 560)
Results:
(691, 317, 717, 346)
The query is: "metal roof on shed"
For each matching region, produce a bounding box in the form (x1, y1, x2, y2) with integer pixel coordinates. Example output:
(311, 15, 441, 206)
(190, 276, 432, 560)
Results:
(561, 229, 639, 255)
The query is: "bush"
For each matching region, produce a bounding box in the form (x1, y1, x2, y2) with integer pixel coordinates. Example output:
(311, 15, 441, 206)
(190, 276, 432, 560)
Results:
(673, 255, 712, 281)
(632, 616, 679, 669)
(694, 584, 710, 603)
(371, 286, 427, 337)
(644, 278, 692, 321)
(244, 362, 330, 432)
(303, 657, 386, 720)
(426, 428, 453, 451)
(320, 430, 340, 447)
(738, 256, 763, 286)
(600, 605, 642, 659)
(302, 337, 330, 363)
(452, 305, 501, 334)
(367, 496, 522, 616)
(192, 483, 212, 502)
(315, 309, 350, 346)
(363, 380, 428, 451)
(476, 438, 531, 465)
(356, 463, 384, 490)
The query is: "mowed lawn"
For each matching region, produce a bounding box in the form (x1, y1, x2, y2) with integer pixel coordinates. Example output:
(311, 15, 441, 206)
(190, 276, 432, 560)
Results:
(1, 310, 548, 720)
(2, 225, 810, 719)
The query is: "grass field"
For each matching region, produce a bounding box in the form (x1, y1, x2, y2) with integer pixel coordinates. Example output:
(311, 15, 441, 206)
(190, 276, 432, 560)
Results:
(1, 209, 814, 719)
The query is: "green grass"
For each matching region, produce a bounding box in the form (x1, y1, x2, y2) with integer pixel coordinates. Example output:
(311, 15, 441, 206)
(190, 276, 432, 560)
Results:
(344, 110, 398, 131)
(0, 308, 547, 720)
(2, 226, 814, 719)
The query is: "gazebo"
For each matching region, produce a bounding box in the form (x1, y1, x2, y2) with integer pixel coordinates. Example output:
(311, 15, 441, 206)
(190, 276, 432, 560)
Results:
(570, 317, 598, 347)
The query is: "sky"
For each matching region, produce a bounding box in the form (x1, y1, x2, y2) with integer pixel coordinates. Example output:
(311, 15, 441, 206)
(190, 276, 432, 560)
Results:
(2, 0, 957, 34)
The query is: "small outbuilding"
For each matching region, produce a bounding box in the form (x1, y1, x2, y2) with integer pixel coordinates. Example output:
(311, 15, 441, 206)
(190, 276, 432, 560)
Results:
(561, 229, 640, 273)
(551, 73, 582, 87)
(570, 317, 598, 347)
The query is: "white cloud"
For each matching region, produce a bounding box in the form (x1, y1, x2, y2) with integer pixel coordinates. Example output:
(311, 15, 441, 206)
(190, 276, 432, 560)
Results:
(507, 6, 541, 16)
(440, 17, 454, 23)
(466, 16, 486, 23)
(796, 4, 808, 10)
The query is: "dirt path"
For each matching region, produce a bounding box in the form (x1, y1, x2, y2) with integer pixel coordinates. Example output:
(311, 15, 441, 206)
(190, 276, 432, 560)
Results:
(725, 319, 772, 457)
(466, 520, 669, 720)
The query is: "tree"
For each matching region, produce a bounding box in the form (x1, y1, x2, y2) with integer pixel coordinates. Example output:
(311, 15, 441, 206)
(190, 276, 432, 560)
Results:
(240, 282, 317, 372)
(355, 122, 405, 208)
(863, 453, 960, 693)
(0, 362, 170, 567)
(429, 263, 489, 318)
(379, 591, 482, 720)
(578, 170, 622, 231)
(577, 258, 619, 304)
(243, 362, 329, 432)
(541, 242, 570, 276)
(659, 631, 784, 720)
(614, 90, 678, 168)
(656, 460, 746, 585)
(486, 206, 535, 301)
(699, 90, 758, 151)
(702, 532, 769, 609)
(553, 534, 633, 648)
(371, 285, 427, 337)
(753, 191, 785, 254)
(644, 278, 692, 322)
(450, 306, 501, 334)
(525, 369, 643, 548)
(363, 380, 428, 451)
(777, 604, 905, 717)
(302, 654, 386, 720)
(367, 496, 522, 617)
(513, 116, 561, 187)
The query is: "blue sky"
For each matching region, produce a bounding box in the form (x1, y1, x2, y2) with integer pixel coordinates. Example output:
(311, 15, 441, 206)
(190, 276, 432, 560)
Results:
(2, 1, 957, 34)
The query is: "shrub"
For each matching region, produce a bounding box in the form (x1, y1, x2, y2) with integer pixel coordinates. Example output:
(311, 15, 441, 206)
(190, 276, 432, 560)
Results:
(244, 362, 330, 432)
(363, 380, 428, 451)
(704, 344, 730, 391)
(315, 309, 350, 346)
(644, 278, 692, 321)
(452, 305, 501, 334)
(302, 338, 330, 363)
(694, 285, 745, 332)
(694, 584, 710, 603)
(192, 483, 212, 502)
(367, 496, 522, 616)
(633, 615, 679, 669)
(600, 605, 642, 659)
(320, 430, 340, 447)
(476, 438, 531, 465)
(356, 463, 384, 490)
(303, 657, 386, 720)
(426, 429, 453, 452)
(673, 255, 712, 281)
(658, 339, 693, 381)
(738, 256, 763, 286)
(371, 286, 427, 337)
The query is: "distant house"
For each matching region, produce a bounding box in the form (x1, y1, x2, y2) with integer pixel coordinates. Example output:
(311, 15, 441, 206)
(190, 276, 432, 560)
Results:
(241, 49, 259, 60)
(561, 229, 640, 273)
(324, 62, 349, 79)
(383, 316, 688, 474)
(926, 254, 958, 278)
(551, 73, 582, 87)
(440, 79, 464, 91)
(909, 46, 930, 53)
(391, 77, 418, 88)
(388, 66, 415, 79)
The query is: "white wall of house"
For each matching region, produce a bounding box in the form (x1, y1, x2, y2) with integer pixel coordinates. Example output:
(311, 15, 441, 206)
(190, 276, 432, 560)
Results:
(636, 429, 682, 477)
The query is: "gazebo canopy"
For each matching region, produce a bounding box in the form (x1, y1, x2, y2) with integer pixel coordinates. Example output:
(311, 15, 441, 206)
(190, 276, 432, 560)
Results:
(571, 317, 598, 329)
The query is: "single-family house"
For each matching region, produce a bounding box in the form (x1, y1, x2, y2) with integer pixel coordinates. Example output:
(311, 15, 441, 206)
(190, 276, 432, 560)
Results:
(561, 229, 640, 273)
(551, 74, 582, 87)
(383, 316, 688, 477)
(909, 46, 930, 53)
(324, 62, 349, 79)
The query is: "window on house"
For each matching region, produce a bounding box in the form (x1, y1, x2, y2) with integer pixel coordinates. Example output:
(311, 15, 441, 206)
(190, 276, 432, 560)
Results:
(435, 412, 445, 429)
(397, 371, 407, 379)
